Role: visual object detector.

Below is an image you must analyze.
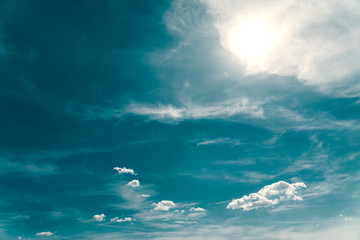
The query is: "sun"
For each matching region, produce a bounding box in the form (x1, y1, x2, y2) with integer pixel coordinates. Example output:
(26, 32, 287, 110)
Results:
(224, 17, 280, 69)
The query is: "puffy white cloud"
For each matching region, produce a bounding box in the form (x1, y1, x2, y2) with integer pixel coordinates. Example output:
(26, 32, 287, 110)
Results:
(93, 213, 106, 222)
(227, 181, 306, 211)
(110, 217, 133, 223)
(36, 231, 54, 236)
(127, 180, 140, 188)
(142, 194, 151, 198)
(125, 98, 264, 123)
(153, 200, 176, 211)
(113, 167, 136, 175)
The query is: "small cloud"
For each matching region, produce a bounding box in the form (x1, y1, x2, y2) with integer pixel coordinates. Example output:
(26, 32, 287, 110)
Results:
(195, 138, 242, 146)
(93, 213, 106, 222)
(153, 200, 176, 211)
(110, 217, 133, 223)
(142, 194, 151, 198)
(227, 181, 306, 211)
(127, 180, 140, 188)
(17, 237, 22, 240)
(114, 167, 136, 175)
(36, 231, 54, 236)
(189, 207, 206, 212)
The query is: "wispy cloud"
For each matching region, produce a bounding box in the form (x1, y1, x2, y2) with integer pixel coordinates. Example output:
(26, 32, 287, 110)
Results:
(194, 138, 242, 146)
(124, 98, 264, 123)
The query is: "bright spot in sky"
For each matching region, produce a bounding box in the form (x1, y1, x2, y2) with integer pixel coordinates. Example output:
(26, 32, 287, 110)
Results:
(224, 17, 281, 69)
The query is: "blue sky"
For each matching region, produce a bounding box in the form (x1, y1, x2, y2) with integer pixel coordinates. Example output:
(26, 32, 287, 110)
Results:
(1, 0, 360, 239)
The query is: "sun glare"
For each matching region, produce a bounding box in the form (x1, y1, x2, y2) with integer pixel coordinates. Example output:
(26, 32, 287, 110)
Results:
(226, 17, 278, 67)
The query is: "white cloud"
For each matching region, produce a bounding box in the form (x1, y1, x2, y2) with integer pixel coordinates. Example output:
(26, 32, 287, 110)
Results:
(195, 138, 242, 146)
(227, 181, 306, 211)
(189, 207, 206, 212)
(93, 213, 106, 222)
(153, 200, 176, 211)
(201, 0, 360, 94)
(127, 180, 140, 188)
(113, 167, 136, 175)
(142, 194, 151, 198)
(125, 98, 264, 123)
(36, 231, 54, 236)
(110, 217, 133, 223)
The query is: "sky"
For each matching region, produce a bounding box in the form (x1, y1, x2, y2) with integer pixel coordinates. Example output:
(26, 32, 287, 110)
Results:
(1, 0, 360, 239)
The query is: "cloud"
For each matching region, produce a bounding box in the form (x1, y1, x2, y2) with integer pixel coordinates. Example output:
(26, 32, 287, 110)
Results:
(93, 213, 106, 222)
(110, 217, 133, 223)
(125, 98, 264, 123)
(189, 207, 206, 212)
(195, 138, 242, 146)
(36, 231, 54, 236)
(127, 180, 140, 188)
(227, 181, 307, 211)
(153, 200, 176, 211)
(142, 194, 151, 198)
(113, 167, 136, 175)
(201, 0, 360, 94)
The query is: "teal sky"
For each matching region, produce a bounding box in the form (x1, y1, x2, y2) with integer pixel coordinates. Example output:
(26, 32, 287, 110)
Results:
(1, 0, 360, 239)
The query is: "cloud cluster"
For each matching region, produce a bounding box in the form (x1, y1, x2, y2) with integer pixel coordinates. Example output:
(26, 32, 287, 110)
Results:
(93, 213, 106, 222)
(153, 200, 176, 211)
(36, 231, 54, 236)
(114, 167, 136, 175)
(227, 181, 307, 211)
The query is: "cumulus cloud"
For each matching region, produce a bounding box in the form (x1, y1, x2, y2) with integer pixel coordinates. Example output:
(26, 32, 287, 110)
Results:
(202, 0, 360, 93)
(125, 98, 264, 123)
(127, 180, 140, 188)
(36, 231, 54, 236)
(113, 167, 136, 175)
(227, 181, 306, 211)
(110, 217, 133, 223)
(153, 200, 176, 211)
(142, 194, 151, 198)
(93, 213, 106, 222)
